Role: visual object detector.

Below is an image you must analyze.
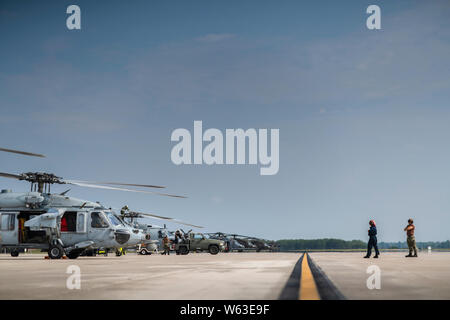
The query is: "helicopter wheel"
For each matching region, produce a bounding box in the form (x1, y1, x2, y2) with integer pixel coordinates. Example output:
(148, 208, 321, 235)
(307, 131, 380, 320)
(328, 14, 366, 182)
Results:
(48, 244, 64, 259)
(10, 250, 19, 257)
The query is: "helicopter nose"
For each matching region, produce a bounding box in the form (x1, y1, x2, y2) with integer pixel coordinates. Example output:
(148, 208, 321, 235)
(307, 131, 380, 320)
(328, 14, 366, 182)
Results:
(131, 230, 146, 244)
(114, 229, 131, 245)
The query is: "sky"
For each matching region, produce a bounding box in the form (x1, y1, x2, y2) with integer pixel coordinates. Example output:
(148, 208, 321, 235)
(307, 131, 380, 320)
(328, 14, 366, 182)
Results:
(1, 0, 450, 241)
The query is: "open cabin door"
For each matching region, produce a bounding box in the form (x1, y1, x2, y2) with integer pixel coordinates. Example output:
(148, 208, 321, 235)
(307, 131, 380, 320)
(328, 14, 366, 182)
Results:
(24, 209, 64, 230)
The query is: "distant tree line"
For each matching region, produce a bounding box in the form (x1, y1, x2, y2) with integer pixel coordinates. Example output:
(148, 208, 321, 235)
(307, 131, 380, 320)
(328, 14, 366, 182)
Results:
(378, 241, 450, 249)
(276, 239, 450, 250)
(276, 238, 366, 250)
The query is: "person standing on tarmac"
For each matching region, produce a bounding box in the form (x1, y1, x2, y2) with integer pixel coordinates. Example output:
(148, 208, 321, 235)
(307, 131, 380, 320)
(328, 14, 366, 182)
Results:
(404, 218, 418, 257)
(162, 235, 171, 255)
(364, 220, 380, 259)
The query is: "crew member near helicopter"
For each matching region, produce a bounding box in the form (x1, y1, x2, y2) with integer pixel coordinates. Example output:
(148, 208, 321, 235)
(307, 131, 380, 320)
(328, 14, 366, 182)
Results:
(174, 230, 183, 244)
(364, 220, 380, 259)
(162, 235, 171, 255)
(404, 218, 418, 257)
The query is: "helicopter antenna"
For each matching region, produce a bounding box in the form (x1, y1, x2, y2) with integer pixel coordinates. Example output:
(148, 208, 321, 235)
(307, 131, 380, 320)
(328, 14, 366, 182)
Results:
(60, 189, 71, 196)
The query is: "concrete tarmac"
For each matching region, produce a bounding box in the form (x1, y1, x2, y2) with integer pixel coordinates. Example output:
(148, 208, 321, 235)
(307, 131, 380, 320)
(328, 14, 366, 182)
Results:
(309, 252, 450, 299)
(0, 252, 300, 300)
(2, 251, 450, 300)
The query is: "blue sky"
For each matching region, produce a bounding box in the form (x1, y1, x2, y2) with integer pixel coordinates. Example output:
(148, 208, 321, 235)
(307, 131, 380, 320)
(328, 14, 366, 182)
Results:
(1, 0, 450, 241)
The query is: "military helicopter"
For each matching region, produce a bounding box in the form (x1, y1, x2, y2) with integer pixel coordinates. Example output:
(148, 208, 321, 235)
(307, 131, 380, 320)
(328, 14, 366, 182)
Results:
(205, 232, 246, 252)
(206, 232, 278, 252)
(247, 237, 279, 252)
(119, 206, 203, 255)
(0, 171, 186, 259)
(234, 235, 279, 252)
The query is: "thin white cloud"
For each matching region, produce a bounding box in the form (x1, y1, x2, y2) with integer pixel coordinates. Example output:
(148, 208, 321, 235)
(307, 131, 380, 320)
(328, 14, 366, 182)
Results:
(195, 33, 236, 42)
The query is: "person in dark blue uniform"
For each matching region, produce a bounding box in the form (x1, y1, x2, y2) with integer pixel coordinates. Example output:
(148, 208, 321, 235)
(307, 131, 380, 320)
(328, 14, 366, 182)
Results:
(364, 220, 380, 258)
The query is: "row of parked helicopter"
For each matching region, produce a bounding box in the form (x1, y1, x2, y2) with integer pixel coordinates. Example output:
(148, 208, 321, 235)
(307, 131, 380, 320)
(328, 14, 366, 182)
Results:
(0, 147, 278, 258)
(206, 232, 279, 253)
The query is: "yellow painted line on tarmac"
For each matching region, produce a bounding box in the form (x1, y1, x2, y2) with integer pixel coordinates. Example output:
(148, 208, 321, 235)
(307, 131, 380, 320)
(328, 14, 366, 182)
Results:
(299, 253, 320, 300)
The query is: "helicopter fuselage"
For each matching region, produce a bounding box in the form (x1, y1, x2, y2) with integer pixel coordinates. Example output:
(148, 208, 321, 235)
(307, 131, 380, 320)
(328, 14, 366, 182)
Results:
(0, 190, 148, 257)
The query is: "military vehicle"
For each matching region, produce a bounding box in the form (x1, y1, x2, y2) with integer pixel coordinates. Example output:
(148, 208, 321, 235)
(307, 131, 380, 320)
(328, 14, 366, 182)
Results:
(175, 232, 225, 255)
(119, 206, 203, 254)
(137, 240, 159, 255)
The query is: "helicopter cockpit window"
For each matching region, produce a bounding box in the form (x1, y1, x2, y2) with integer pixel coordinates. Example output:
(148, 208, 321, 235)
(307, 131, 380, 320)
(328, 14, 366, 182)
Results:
(91, 212, 109, 228)
(105, 212, 123, 227)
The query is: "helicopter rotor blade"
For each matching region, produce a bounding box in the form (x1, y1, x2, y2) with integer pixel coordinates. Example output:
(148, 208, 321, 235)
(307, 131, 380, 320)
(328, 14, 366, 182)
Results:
(64, 180, 186, 198)
(0, 147, 45, 158)
(132, 211, 203, 228)
(0, 172, 23, 180)
(68, 180, 166, 189)
(0, 171, 186, 198)
(227, 234, 249, 238)
(133, 212, 172, 219)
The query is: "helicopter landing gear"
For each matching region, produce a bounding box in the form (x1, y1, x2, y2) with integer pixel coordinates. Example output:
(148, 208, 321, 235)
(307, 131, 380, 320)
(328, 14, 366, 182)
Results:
(10, 249, 19, 257)
(84, 249, 97, 257)
(67, 249, 83, 259)
(67, 252, 79, 259)
(48, 244, 64, 259)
